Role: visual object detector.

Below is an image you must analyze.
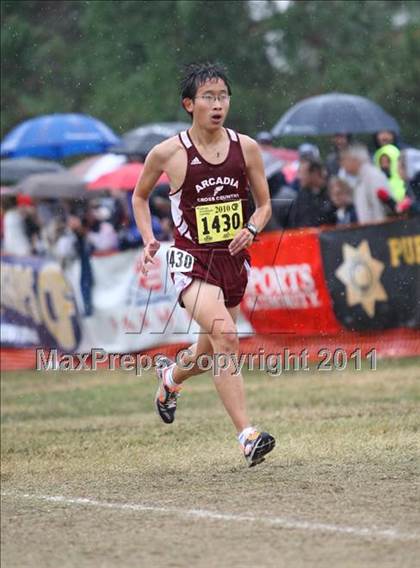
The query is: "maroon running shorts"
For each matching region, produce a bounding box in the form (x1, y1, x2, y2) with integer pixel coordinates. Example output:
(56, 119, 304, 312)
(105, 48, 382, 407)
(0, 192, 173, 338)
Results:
(169, 238, 251, 308)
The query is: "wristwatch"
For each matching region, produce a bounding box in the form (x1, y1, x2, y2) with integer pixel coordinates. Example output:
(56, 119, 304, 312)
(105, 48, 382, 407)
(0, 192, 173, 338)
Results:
(245, 222, 258, 239)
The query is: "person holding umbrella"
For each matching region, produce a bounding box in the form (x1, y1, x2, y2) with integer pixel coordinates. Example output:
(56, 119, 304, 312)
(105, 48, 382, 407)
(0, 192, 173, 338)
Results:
(325, 133, 352, 178)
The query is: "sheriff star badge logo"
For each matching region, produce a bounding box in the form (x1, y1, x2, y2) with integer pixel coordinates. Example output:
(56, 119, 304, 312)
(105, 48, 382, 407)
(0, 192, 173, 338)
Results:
(335, 240, 388, 318)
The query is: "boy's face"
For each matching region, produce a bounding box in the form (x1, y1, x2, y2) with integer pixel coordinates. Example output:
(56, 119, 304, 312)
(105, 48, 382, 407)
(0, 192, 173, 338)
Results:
(183, 78, 230, 130)
(298, 161, 324, 189)
(329, 182, 351, 208)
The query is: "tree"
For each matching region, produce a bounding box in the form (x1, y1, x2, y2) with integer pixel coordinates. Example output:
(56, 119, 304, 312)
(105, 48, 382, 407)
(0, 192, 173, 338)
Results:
(263, 0, 420, 145)
(2, 1, 419, 146)
(1, 1, 87, 134)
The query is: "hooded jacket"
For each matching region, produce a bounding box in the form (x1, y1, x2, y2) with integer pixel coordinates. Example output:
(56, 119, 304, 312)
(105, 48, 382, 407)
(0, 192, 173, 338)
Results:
(374, 144, 406, 202)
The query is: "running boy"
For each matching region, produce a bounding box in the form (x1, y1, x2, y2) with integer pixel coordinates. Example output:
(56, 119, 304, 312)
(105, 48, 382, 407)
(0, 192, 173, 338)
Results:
(132, 63, 275, 466)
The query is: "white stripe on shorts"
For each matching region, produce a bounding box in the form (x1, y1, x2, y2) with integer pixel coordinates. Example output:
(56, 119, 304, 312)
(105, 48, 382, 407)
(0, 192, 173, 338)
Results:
(173, 272, 193, 298)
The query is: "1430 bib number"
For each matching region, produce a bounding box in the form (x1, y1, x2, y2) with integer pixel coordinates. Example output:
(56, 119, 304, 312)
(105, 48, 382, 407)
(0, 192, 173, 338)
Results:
(195, 200, 243, 244)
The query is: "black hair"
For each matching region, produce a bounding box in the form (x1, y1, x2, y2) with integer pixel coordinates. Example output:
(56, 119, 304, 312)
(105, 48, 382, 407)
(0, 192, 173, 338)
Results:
(301, 157, 324, 175)
(180, 62, 232, 101)
(373, 131, 398, 150)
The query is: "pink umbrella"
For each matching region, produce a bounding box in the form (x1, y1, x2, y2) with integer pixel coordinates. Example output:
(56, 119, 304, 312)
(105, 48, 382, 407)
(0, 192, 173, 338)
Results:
(1, 185, 17, 196)
(87, 162, 169, 191)
(70, 153, 126, 181)
(259, 144, 299, 183)
(69, 154, 103, 177)
(259, 144, 298, 163)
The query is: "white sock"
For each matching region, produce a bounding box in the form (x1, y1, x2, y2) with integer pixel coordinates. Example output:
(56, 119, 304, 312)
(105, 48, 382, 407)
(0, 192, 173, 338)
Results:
(237, 426, 257, 445)
(164, 364, 180, 389)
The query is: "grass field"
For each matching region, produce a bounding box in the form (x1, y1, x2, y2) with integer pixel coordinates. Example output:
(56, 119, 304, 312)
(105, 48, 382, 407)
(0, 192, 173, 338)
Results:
(1, 357, 420, 567)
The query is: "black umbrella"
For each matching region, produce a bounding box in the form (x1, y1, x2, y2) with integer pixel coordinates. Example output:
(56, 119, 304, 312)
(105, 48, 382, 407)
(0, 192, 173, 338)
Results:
(111, 121, 190, 156)
(1, 157, 66, 184)
(272, 93, 400, 137)
(17, 172, 87, 199)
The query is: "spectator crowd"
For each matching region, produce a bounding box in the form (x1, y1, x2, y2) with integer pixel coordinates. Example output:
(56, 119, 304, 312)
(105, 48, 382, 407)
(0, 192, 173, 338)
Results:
(1, 128, 419, 314)
(263, 130, 420, 231)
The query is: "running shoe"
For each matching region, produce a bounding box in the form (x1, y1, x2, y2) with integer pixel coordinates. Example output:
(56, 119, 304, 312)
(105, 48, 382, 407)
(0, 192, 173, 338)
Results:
(155, 356, 180, 424)
(241, 430, 276, 467)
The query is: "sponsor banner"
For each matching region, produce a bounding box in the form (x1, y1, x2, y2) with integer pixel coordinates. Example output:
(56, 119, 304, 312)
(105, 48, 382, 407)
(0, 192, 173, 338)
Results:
(1, 243, 253, 353)
(64, 244, 203, 352)
(81, 243, 252, 351)
(320, 217, 420, 331)
(1, 255, 81, 351)
(3, 218, 418, 354)
(241, 229, 341, 334)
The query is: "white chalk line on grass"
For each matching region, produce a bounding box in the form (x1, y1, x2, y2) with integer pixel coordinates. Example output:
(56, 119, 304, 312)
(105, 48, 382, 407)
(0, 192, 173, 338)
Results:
(2, 491, 418, 542)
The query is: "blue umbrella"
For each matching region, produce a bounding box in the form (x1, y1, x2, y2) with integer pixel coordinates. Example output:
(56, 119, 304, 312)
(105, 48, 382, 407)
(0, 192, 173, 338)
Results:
(1, 113, 120, 159)
(272, 93, 400, 137)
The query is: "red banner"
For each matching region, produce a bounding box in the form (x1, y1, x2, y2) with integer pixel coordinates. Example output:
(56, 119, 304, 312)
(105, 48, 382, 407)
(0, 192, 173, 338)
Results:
(241, 229, 341, 335)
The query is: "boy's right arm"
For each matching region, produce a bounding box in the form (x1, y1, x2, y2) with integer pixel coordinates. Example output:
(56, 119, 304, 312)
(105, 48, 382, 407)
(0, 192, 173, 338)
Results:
(132, 145, 167, 274)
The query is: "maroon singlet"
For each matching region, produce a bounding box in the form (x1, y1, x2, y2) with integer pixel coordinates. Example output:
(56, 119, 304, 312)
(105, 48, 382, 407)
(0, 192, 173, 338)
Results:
(169, 128, 251, 307)
(171, 128, 250, 248)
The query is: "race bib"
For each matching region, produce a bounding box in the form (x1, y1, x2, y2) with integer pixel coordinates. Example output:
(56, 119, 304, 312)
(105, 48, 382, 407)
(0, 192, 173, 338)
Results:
(195, 200, 243, 244)
(167, 247, 195, 273)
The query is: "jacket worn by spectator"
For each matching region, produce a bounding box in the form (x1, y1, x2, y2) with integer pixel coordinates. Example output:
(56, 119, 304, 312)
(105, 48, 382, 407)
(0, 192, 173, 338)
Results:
(374, 144, 406, 202)
(354, 162, 389, 224)
(288, 187, 336, 228)
(287, 158, 336, 228)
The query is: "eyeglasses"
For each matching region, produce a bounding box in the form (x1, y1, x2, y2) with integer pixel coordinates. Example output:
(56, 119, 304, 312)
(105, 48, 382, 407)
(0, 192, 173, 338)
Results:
(194, 94, 231, 105)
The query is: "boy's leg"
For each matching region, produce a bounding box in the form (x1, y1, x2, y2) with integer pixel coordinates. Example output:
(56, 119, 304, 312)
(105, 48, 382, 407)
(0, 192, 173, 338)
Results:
(156, 277, 275, 465)
(181, 279, 249, 433)
(172, 301, 240, 384)
(172, 330, 214, 384)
